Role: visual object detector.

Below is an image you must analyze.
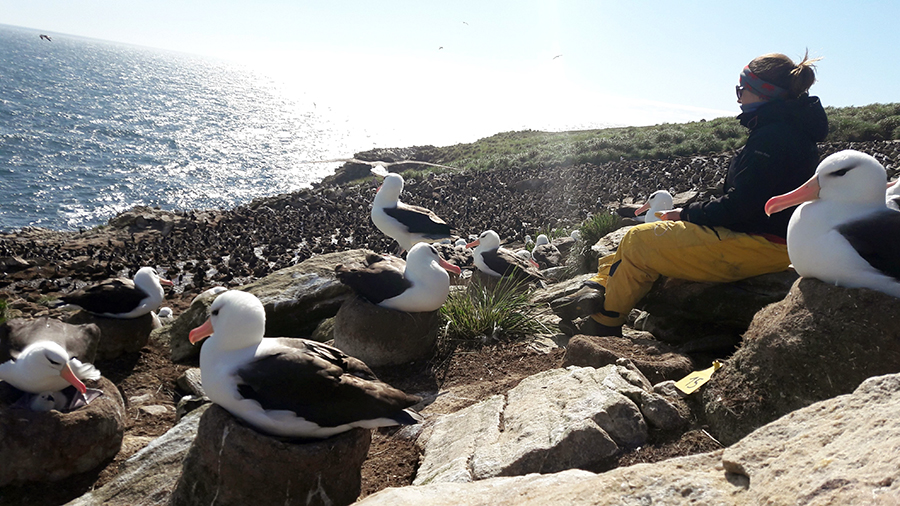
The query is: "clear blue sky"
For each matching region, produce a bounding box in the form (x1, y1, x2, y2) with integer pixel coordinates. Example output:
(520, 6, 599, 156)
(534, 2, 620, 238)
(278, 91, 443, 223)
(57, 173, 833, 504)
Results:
(4, 1, 899, 146)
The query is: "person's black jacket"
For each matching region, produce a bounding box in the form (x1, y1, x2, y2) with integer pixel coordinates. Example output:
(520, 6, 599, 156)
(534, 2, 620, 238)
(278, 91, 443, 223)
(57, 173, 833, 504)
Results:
(681, 95, 829, 239)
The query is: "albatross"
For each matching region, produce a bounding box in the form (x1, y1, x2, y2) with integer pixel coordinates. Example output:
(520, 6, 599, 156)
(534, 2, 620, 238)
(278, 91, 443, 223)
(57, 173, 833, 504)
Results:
(764, 149, 900, 298)
(635, 190, 674, 223)
(0, 341, 99, 395)
(371, 173, 453, 252)
(336, 242, 461, 313)
(59, 266, 173, 318)
(467, 230, 544, 283)
(189, 290, 423, 438)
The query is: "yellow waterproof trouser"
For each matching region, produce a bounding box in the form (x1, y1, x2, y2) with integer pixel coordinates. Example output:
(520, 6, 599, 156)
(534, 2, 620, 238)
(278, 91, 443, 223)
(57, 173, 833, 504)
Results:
(589, 221, 790, 326)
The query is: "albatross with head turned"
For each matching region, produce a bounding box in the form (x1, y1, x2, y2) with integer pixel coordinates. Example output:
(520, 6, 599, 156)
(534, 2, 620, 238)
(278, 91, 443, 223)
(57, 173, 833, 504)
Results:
(371, 173, 453, 253)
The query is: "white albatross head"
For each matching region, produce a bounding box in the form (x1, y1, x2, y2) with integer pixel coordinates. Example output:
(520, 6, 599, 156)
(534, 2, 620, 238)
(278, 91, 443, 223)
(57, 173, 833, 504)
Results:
(406, 243, 462, 277)
(374, 173, 404, 205)
(466, 230, 501, 251)
(766, 150, 888, 215)
(0, 341, 99, 394)
(189, 290, 267, 351)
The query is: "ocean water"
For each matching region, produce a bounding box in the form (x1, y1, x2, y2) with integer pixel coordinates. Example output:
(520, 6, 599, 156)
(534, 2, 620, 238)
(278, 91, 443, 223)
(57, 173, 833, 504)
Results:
(0, 25, 362, 233)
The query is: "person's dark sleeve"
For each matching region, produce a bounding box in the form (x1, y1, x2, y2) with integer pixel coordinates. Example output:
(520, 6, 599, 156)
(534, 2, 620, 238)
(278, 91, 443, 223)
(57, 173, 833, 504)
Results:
(681, 129, 789, 229)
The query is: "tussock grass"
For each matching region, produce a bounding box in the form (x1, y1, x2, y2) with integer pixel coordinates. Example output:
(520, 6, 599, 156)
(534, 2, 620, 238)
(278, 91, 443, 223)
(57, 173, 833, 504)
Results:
(0, 299, 7, 325)
(439, 276, 549, 347)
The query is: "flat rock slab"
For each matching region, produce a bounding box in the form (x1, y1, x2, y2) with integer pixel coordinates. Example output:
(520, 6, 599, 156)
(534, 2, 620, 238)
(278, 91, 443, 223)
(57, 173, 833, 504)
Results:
(415, 365, 648, 485)
(357, 373, 900, 505)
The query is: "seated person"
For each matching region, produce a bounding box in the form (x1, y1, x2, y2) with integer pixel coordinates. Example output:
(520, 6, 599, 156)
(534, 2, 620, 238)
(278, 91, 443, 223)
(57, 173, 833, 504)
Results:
(555, 51, 828, 337)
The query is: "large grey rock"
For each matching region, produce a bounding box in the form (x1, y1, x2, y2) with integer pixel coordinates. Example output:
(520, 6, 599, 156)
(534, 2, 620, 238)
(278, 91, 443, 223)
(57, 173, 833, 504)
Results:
(529, 273, 596, 306)
(241, 250, 370, 337)
(414, 366, 648, 485)
(356, 373, 900, 506)
(64, 311, 155, 360)
(333, 296, 440, 367)
(721, 373, 900, 504)
(0, 377, 125, 486)
(703, 278, 900, 446)
(67, 404, 210, 506)
(171, 405, 371, 506)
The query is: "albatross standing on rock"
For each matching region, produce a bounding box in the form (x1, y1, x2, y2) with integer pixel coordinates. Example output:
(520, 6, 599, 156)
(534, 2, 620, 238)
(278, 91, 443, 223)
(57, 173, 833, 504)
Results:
(467, 230, 544, 283)
(59, 266, 173, 318)
(765, 149, 900, 298)
(336, 243, 461, 312)
(371, 173, 453, 252)
(189, 290, 423, 438)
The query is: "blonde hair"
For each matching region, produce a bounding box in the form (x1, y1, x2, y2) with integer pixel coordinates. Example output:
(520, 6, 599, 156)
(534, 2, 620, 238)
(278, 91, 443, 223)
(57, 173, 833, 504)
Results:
(749, 50, 822, 99)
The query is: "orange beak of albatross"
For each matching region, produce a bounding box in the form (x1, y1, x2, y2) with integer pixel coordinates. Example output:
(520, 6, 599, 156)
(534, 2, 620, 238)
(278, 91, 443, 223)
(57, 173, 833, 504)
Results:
(466, 239, 480, 248)
(159, 279, 174, 287)
(189, 318, 214, 345)
(634, 202, 652, 217)
(60, 362, 87, 394)
(438, 257, 462, 275)
(765, 174, 821, 216)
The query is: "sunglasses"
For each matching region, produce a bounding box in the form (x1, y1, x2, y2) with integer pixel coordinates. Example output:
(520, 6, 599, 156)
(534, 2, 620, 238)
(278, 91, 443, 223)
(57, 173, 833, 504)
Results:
(735, 85, 745, 100)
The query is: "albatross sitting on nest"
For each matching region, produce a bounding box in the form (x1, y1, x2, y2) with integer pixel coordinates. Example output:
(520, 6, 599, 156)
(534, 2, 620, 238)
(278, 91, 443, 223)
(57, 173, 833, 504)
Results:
(765, 149, 900, 298)
(189, 290, 423, 438)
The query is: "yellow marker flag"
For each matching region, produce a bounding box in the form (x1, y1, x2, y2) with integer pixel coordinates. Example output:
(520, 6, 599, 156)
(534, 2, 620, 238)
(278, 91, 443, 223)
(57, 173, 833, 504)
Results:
(675, 360, 723, 395)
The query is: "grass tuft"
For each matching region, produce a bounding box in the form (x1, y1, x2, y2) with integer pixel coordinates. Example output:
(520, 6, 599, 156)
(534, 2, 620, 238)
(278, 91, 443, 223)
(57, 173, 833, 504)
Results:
(440, 276, 548, 347)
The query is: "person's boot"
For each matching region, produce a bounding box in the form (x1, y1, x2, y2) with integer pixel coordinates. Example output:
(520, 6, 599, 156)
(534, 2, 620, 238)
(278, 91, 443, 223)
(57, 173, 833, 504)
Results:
(550, 284, 605, 322)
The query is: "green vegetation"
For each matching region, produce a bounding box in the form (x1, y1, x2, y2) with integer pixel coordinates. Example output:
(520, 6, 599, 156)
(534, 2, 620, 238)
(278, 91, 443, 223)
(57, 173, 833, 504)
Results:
(0, 299, 7, 325)
(440, 276, 549, 346)
(419, 103, 900, 173)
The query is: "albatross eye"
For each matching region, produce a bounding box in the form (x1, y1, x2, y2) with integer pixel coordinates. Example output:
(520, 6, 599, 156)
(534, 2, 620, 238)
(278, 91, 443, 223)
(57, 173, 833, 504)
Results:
(211, 309, 220, 316)
(829, 167, 854, 177)
(44, 354, 61, 366)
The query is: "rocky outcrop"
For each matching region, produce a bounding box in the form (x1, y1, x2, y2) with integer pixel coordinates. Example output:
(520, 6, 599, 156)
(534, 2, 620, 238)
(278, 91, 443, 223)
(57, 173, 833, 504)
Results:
(356, 372, 900, 505)
(702, 278, 900, 446)
(171, 405, 371, 506)
(414, 364, 689, 484)
(239, 250, 371, 337)
(160, 288, 223, 362)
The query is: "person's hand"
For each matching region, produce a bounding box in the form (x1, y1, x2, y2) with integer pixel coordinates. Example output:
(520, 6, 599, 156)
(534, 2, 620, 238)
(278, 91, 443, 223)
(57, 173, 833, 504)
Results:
(655, 208, 682, 221)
